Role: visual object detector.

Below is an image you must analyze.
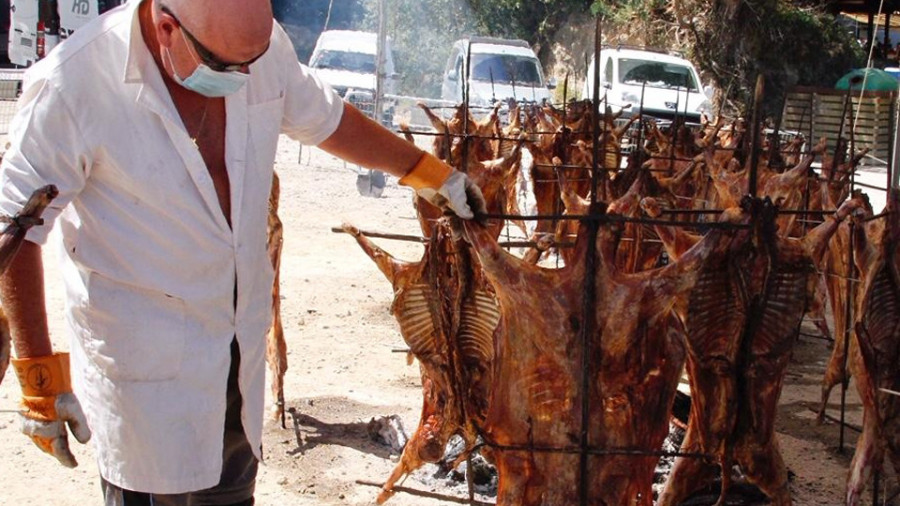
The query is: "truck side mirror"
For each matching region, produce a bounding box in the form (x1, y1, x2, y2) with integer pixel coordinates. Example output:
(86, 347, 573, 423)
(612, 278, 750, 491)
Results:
(547, 77, 557, 90)
(703, 85, 714, 99)
(447, 69, 459, 82)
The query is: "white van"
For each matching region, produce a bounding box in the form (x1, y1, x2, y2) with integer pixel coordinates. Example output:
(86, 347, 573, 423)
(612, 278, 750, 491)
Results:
(583, 47, 710, 123)
(9, 0, 40, 66)
(8, 0, 125, 67)
(441, 37, 553, 108)
(308, 30, 396, 124)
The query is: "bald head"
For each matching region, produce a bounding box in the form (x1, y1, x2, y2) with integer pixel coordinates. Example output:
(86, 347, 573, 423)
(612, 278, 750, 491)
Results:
(159, 0, 273, 64)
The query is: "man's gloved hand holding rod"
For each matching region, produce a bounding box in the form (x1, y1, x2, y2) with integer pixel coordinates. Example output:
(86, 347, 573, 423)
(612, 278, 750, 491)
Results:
(13, 352, 91, 468)
(399, 152, 487, 220)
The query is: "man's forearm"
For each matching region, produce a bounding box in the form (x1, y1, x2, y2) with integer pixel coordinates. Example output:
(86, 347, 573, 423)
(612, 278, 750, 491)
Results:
(0, 240, 51, 358)
(318, 102, 423, 178)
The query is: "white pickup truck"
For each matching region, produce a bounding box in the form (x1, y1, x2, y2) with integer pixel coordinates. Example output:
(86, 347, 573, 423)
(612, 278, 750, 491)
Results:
(583, 46, 711, 124)
(441, 37, 554, 108)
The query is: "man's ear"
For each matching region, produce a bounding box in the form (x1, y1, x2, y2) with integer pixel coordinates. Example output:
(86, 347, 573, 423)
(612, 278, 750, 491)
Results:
(155, 11, 179, 48)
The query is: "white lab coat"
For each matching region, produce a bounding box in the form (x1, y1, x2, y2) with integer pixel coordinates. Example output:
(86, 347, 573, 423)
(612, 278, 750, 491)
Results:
(0, 0, 343, 494)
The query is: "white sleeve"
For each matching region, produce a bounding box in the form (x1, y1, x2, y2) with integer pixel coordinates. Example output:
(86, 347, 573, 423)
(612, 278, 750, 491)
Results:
(0, 77, 91, 245)
(273, 23, 344, 145)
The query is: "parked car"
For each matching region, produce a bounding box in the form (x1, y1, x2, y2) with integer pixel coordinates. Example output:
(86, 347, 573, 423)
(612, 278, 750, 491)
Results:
(582, 46, 711, 123)
(308, 29, 396, 126)
(441, 37, 554, 108)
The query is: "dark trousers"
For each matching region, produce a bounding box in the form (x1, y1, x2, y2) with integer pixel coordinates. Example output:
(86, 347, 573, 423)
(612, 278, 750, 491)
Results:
(101, 340, 258, 506)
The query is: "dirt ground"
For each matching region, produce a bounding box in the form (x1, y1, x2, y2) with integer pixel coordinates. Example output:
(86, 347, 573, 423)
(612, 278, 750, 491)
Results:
(0, 134, 893, 505)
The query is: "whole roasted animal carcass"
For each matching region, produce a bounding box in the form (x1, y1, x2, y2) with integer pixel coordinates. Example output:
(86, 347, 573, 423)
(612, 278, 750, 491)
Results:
(344, 129, 522, 503)
(461, 199, 746, 505)
(344, 220, 499, 504)
(845, 188, 900, 505)
(645, 195, 863, 506)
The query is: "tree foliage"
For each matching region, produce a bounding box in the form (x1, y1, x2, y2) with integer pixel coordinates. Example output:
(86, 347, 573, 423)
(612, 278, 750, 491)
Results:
(359, 0, 479, 97)
(272, 0, 367, 63)
(273, 0, 864, 113)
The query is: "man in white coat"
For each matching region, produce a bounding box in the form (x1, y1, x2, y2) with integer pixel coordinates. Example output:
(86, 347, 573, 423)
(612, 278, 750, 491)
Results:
(0, 0, 483, 504)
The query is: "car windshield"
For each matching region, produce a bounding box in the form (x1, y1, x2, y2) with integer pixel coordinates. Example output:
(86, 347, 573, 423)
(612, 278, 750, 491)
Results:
(470, 54, 542, 86)
(618, 58, 699, 92)
(311, 50, 376, 74)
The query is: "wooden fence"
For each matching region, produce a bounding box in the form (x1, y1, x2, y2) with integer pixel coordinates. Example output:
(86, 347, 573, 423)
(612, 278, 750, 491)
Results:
(782, 86, 896, 166)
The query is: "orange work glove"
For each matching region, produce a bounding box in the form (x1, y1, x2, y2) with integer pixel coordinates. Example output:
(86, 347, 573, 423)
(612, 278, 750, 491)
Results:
(13, 352, 91, 468)
(399, 152, 486, 220)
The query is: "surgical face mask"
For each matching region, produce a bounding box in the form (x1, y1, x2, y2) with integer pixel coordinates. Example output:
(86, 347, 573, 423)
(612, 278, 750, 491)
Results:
(164, 33, 249, 97)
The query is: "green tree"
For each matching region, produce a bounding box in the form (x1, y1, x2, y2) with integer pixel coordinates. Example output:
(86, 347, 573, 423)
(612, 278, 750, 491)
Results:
(360, 0, 479, 97)
(273, 0, 367, 63)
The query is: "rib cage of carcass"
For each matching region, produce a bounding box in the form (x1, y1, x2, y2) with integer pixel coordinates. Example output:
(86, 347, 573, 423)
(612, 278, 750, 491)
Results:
(343, 96, 879, 505)
(843, 187, 900, 505)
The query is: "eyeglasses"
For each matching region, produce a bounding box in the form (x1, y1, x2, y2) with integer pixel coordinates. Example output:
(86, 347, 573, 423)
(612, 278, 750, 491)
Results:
(161, 6, 269, 73)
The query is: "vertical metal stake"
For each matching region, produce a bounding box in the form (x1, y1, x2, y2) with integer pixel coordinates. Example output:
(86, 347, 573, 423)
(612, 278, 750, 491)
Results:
(839, 221, 855, 453)
(873, 469, 880, 505)
(579, 16, 603, 506)
(747, 74, 765, 198)
(467, 453, 476, 504)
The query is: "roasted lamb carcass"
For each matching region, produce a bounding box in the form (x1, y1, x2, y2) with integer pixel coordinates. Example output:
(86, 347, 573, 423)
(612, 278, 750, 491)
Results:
(845, 188, 900, 505)
(265, 174, 288, 422)
(344, 221, 500, 504)
(344, 137, 518, 503)
(462, 200, 743, 505)
(649, 195, 863, 506)
(817, 189, 872, 421)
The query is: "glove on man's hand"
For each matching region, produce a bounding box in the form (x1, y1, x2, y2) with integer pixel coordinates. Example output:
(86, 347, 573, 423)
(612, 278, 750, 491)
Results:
(399, 152, 487, 220)
(13, 352, 91, 468)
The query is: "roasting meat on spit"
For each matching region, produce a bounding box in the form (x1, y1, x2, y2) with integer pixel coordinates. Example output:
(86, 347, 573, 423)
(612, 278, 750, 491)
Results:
(461, 199, 746, 505)
(645, 195, 864, 506)
(845, 188, 900, 505)
(344, 221, 499, 504)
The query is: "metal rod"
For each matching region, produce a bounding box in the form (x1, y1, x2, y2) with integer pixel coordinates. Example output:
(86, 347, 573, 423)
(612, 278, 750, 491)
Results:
(331, 225, 576, 248)
(467, 454, 476, 504)
(474, 440, 715, 459)
(331, 227, 426, 243)
(355, 480, 494, 505)
(864, 211, 893, 223)
(831, 92, 851, 184)
(811, 408, 863, 433)
(476, 212, 751, 230)
(798, 331, 834, 342)
(874, 470, 880, 506)
(887, 95, 894, 190)
(748, 74, 765, 197)
(839, 221, 857, 453)
(579, 16, 603, 506)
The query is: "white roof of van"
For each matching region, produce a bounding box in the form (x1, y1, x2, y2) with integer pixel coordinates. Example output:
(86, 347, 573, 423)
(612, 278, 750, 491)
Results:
(469, 42, 536, 58)
(315, 30, 379, 55)
(601, 48, 694, 67)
